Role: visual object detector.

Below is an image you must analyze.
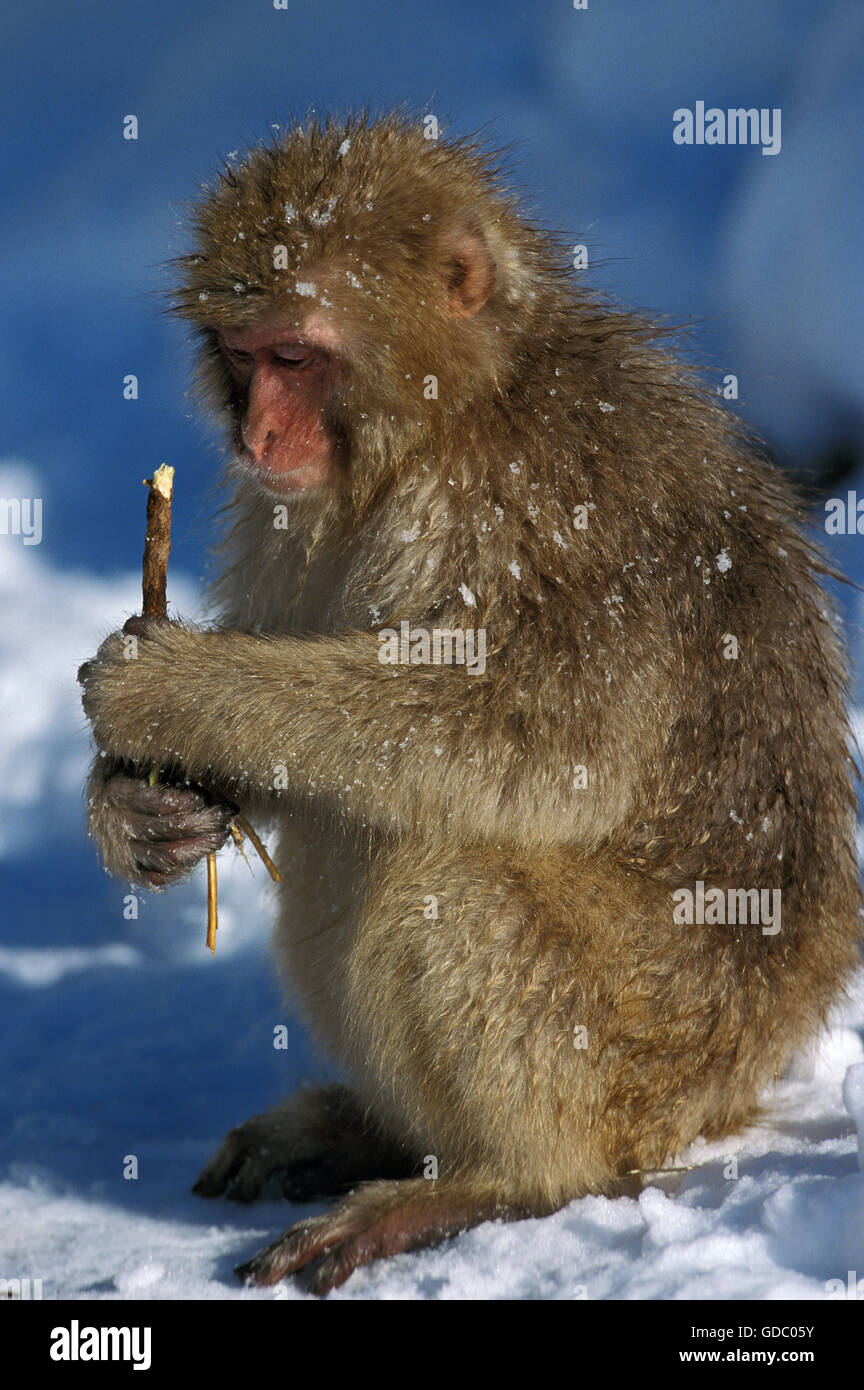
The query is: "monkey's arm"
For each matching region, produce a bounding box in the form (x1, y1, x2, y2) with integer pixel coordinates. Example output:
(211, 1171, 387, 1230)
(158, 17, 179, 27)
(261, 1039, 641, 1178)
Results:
(79, 619, 662, 848)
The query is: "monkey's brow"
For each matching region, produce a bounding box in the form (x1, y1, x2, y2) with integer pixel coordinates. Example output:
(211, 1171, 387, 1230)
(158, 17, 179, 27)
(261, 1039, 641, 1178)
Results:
(218, 328, 309, 345)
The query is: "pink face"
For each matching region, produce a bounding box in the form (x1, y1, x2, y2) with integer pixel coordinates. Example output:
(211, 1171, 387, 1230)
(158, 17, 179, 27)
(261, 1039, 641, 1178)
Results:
(219, 320, 342, 494)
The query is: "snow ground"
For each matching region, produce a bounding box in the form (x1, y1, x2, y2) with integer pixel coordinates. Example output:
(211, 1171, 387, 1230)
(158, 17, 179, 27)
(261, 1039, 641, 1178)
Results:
(3, 993, 864, 1302)
(1, 465, 863, 1302)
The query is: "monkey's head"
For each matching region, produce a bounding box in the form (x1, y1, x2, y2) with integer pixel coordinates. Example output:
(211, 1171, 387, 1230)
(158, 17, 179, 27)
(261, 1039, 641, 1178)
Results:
(173, 114, 551, 506)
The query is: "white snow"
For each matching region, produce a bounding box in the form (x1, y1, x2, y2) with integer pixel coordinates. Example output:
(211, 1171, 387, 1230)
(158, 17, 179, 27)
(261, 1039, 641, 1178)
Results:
(1, 461, 863, 1301)
(2, 989, 862, 1301)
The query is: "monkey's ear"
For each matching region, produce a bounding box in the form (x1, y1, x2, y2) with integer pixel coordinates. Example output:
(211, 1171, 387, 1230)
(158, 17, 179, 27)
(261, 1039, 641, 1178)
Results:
(446, 229, 496, 319)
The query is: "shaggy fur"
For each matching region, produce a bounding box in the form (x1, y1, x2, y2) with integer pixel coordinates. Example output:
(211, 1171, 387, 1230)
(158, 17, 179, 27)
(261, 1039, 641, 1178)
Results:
(81, 112, 862, 1292)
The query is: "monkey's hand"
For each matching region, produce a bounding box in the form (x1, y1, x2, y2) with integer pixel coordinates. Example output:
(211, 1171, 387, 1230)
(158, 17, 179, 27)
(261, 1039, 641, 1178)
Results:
(78, 615, 202, 770)
(79, 616, 237, 883)
(85, 756, 235, 887)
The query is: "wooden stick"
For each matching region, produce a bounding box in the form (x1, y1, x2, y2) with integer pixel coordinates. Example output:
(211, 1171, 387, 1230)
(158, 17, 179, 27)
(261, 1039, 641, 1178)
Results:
(234, 814, 282, 883)
(137, 466, 280, 953)
(143, 465, 175, 787)
(206, 852, 218, 953)
(142, 466, 218, 950)
(142, 464, 174, 619)
(230, 822, 251, 869)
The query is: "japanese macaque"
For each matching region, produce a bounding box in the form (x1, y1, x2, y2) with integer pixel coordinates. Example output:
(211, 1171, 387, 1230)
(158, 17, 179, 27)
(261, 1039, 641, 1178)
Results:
(79, 114, 862, 1295)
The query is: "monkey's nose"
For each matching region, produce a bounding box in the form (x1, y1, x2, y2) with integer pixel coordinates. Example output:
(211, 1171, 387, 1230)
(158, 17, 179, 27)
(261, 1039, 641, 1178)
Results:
(242, 424, 278, 462)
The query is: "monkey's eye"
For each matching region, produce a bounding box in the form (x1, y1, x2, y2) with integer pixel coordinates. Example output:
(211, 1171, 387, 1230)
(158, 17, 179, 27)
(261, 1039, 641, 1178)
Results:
(223, 345, 253, 367)
(274, 343, 316, 368)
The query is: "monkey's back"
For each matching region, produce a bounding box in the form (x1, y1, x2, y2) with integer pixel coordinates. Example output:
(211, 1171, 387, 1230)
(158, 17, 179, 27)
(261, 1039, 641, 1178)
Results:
(535, 343, 863, 1112)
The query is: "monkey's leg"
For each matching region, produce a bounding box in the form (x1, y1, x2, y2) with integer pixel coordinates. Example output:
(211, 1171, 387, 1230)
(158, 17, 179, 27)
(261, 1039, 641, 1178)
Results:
(234, 842, 811, 1293)
(192, 1084, 416, 1204)
(235, 847, 643, 1292)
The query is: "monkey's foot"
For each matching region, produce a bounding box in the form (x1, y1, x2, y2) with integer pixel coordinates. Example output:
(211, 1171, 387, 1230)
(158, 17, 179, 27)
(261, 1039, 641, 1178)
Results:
(235, 1177, 527, 1294)
(193, 1088, 415, 1204)
(194, 1129, 381, 1204)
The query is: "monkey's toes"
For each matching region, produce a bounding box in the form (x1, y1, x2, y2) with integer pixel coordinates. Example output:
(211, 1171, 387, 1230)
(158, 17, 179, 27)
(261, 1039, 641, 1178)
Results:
(193, 1120, 285, 1202)
(193, 1152, 258, 1202)
(235, 1211, 371, 1293)
(195, 1149, 344, 1205)
(234, 1186, 449, 1295)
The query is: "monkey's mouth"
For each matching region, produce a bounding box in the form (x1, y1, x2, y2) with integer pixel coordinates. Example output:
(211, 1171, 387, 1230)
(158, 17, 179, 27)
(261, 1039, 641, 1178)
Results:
(231, 448, 333, 496)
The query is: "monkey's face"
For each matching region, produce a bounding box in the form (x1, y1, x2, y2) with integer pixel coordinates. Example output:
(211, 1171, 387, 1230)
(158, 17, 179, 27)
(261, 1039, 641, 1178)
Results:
(217, 315, 345, 495)
(210, 227, 497, 497)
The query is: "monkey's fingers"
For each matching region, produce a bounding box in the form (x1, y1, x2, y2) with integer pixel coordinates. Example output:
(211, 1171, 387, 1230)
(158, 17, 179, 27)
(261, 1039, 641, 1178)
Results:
(105, 771, 231, 817)
(130, 831, 229, 886)
(121, 806, 232, 844)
